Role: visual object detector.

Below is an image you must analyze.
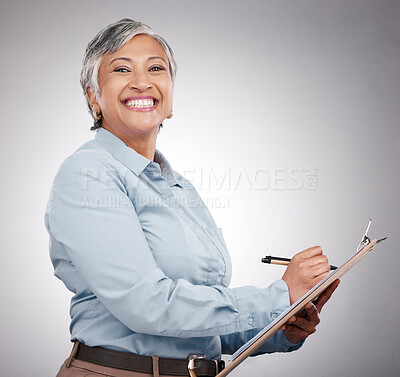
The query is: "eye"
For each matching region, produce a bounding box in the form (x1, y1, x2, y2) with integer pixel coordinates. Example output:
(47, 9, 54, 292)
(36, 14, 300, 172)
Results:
(149, 66, 165, 72)
(113, 67, 130, 73)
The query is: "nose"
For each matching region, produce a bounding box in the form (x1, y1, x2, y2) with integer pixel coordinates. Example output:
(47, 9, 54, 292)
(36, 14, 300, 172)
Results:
(129, 70, 151, 92)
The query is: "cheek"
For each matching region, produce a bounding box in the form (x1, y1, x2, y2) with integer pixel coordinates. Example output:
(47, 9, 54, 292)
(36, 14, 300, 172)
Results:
(98, 83, 120, 111)
(163, 83, 174, 107)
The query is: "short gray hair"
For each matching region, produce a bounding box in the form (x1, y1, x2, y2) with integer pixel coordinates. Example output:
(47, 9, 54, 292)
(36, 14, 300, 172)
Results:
(80, 18, 177, 130)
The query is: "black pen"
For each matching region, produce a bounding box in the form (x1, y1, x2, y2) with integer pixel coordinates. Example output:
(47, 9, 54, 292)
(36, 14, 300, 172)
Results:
(262, 255, 337, 270)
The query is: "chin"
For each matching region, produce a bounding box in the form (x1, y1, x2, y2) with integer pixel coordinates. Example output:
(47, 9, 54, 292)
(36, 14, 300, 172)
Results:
(125, 122, 160, 135)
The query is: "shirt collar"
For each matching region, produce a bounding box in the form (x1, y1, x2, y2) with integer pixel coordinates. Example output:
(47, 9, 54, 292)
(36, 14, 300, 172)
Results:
(94, 128, 182, 187)
(154, 150, 182, 187)
(94, 127, 151, 176)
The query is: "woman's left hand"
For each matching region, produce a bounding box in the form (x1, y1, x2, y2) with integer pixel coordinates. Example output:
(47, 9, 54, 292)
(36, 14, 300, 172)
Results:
(281, 279, 340, 344)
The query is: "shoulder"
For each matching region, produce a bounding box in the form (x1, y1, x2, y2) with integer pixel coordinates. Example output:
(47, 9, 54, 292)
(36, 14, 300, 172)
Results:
(58, 139, 114, 171)
(56, 138, 128, 174)
(52, 139, 128, 190)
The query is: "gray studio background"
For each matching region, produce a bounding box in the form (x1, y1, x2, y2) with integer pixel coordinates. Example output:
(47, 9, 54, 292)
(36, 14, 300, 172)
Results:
(0, 0, 399, 376)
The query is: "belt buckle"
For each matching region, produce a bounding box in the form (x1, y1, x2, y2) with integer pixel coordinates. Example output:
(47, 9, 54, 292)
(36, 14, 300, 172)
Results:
(213, 359, 220, 374)
(188, 355, 206, 377)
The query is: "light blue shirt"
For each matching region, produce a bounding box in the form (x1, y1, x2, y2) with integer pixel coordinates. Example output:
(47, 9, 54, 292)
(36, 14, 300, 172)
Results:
(45, 127, 302, 360)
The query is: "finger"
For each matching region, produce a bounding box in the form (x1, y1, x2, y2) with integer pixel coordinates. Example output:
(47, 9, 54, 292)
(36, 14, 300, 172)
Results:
(311, 271, 330, 284)
(288, 315, 297, 323)
(310, 262, 331, 279)
(314, 279, 340, 312)
(290, 307, 320, 332)
(304, 301, 313, 309)
(314, 279, 341, 312)
(307, 254, 329, 268)
(285, 325, 314, 343)
(295, 302, 315, 318)
(304, 302, 320, 324)
(289, 318, 318, 334)
(295, 246, 323, 259)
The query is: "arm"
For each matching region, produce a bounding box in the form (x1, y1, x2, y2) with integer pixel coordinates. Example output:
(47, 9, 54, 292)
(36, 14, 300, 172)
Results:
(220, 326, 303, 356)
(220, 251, 340, 354)
(46, 151, 291, 339)
(220, 279, 303, 355)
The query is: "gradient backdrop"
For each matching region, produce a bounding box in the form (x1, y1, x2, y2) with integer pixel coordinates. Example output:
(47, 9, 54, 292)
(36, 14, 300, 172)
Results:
(0, 0, 399, 376)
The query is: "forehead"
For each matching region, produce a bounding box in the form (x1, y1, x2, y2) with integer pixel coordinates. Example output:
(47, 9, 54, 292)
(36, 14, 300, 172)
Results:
(104, 34, 168, 63)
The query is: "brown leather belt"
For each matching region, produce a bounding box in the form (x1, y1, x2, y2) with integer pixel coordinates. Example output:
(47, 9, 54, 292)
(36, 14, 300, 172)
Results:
(75, 342, 224, 376)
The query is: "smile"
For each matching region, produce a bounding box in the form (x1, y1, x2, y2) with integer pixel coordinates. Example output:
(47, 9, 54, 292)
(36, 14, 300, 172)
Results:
(123, 97, 158, 111)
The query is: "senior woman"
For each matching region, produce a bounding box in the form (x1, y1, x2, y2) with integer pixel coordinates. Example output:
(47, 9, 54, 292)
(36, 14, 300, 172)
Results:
(45, 18, 339, 377)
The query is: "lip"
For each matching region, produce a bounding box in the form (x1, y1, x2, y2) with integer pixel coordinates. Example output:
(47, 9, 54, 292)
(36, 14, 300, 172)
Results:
(122, 96, 158, 112)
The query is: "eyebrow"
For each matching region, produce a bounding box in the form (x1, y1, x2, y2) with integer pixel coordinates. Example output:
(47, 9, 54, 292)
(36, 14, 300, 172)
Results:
(109, 56, 168, 66)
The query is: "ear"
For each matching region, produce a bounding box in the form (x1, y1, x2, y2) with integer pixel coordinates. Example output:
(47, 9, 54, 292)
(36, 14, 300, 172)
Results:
(86, 87, 99, 110)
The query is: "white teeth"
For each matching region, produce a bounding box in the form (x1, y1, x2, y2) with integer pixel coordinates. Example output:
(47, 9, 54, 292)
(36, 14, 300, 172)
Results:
(125, 99, 155, 108)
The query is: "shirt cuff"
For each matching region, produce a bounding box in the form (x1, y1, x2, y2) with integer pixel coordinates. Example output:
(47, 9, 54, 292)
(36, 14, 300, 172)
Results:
(232, 278, 291, 332)
(279, 330, 305, 351)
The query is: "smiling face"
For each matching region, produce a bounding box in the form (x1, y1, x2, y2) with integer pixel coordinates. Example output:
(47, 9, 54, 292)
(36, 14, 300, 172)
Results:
(87, 34, 173, 152)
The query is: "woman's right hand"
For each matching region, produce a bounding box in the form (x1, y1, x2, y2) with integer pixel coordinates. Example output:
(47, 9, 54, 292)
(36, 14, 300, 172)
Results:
(282, 246, 331, 305)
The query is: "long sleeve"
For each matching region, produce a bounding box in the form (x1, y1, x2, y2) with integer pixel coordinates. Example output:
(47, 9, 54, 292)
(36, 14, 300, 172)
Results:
(220, 330, 303, 356)
(47, 150, 288, 337)
(220, 280, 303, 355)
(45, 128, 301, 358)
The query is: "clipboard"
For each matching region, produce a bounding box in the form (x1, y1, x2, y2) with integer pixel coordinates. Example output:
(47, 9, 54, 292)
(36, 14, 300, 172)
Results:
(216, 220, 387, 377)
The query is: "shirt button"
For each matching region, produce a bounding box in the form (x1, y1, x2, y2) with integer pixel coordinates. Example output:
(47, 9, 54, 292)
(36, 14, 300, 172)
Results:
(247, 317, 254, 325)
(271, 313, 277, 320)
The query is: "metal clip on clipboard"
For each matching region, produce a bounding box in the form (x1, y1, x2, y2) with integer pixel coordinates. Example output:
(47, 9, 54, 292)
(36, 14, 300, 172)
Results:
(357, 219, 387, 251)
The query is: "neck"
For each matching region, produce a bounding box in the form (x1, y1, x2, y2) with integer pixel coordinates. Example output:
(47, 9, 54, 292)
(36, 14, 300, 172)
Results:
(125, 138, 156, 161)
(102, 124, 158, 161)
